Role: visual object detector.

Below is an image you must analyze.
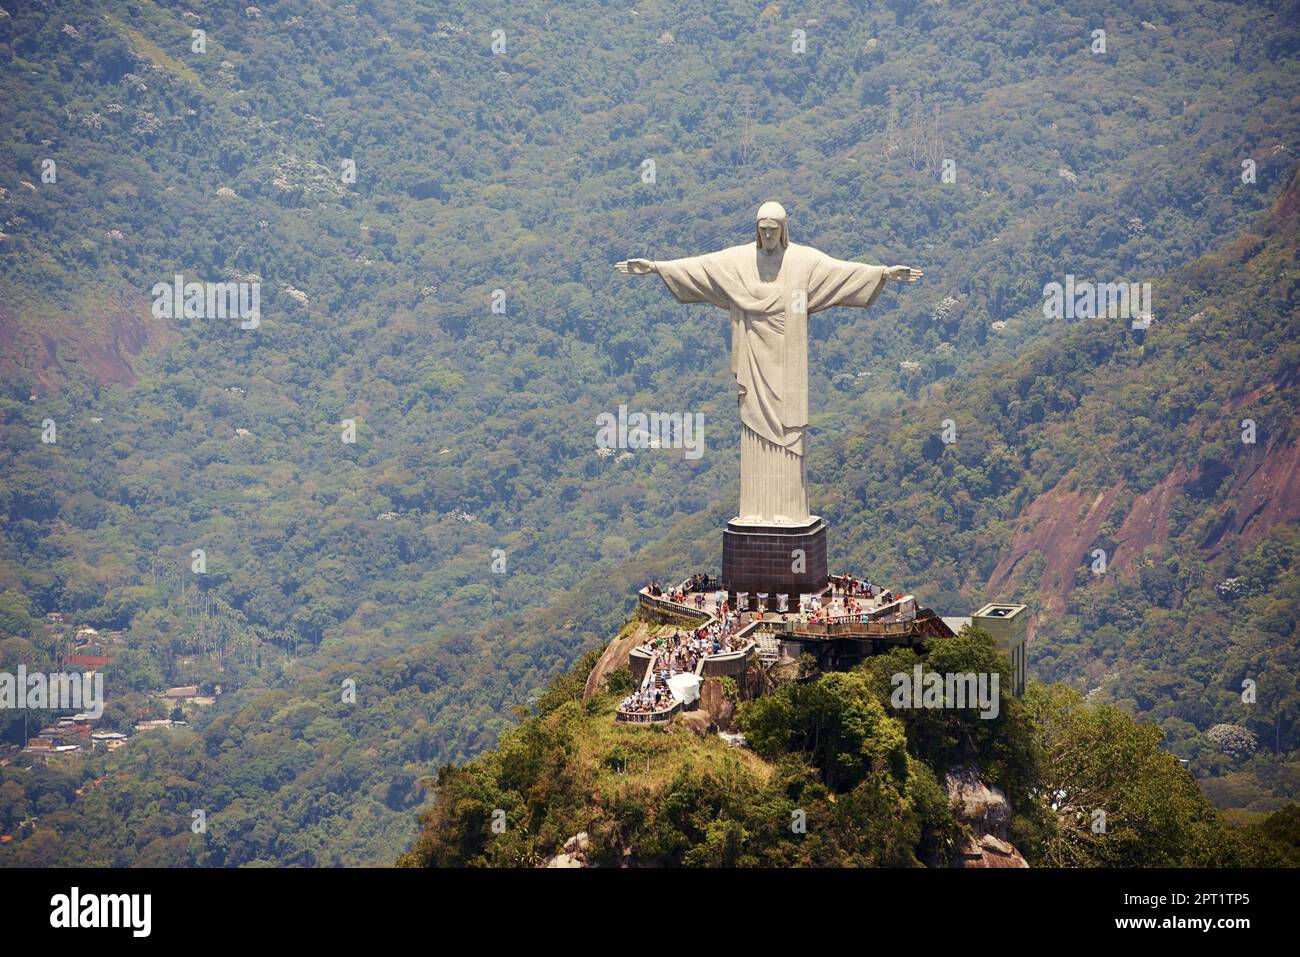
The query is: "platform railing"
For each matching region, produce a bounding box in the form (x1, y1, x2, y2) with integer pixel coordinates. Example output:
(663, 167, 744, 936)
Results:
(614, 700, 681, 723)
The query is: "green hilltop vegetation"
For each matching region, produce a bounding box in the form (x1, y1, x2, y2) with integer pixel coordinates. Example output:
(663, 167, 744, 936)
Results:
(0, 0, 1297, 864)
(401, 625, 1300, 868)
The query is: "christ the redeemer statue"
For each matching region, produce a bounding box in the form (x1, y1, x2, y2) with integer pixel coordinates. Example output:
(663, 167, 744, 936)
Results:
(617, 202, 921, 527)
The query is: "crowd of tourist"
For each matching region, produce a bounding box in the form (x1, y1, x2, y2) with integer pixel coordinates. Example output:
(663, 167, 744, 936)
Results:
(617, 598, 756, 716)
(624, 571, 923, 720)
(642, 619, 746, 673)
(800, 574, 914, 625)
(645, 572, 719, 606)
(641, 570, 915, 637)
(832, 573, 892, 603)
(647, 573, 902, 615)
(624, 571, 921, 718)
(619, 681, 675, 715)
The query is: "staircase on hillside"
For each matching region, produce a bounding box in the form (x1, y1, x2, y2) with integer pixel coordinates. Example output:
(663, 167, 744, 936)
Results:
(756, 634, 782, 663)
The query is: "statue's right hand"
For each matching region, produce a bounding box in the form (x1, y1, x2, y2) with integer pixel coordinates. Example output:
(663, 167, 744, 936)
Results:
(615, 258, 656, 275)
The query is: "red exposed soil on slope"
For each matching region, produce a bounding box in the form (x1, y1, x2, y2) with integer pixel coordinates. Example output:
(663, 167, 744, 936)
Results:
(1200, 441, 1300, 555)
(0, 293, 169, 393)
(989, 440, 1300, 619)
(987, 484, 1123, 617)
(1225, 366, 1300, 413)
(1275, 178, 1300, 222)
(1111, 465, 1195, 570)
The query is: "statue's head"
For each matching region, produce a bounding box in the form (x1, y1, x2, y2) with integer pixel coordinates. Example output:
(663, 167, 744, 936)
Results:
(755, 201, 789, 252)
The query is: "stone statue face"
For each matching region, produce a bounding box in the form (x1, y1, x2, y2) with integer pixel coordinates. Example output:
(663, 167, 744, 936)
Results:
(757, 221, 782, 253)
(755, 201, 789, 252)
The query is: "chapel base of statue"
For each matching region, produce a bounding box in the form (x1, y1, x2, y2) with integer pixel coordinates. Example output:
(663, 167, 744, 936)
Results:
(722, 517, 828, 611)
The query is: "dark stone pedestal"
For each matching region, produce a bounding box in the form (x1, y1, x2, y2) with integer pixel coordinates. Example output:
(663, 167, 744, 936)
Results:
(722, 517, 828, 611)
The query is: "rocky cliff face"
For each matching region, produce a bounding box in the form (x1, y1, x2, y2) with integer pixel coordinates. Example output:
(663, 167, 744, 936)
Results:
(544, 832, 591, 868)
(945, 766, 1029, 868)
(698, 677, 736, 730)
(582, 623, 648, 700)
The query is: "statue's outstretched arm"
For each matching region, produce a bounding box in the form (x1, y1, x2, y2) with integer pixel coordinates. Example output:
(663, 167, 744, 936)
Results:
(615, 259, 657, 275)
(883, 265, 923, 282)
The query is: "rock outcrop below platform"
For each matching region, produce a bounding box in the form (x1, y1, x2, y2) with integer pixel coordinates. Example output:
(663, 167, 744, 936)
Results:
(583, 622, 648, 700)
(945, 765, 1029, 868)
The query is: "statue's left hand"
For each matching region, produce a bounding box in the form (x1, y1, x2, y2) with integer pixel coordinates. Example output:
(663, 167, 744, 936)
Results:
(886, 265, 923, 282)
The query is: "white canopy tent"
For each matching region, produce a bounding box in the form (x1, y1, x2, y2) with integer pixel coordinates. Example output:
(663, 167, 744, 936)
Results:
(666, 672, 702, 708)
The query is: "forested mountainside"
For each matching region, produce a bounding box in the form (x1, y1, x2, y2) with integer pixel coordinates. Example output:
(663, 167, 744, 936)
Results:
(811, 168, 1300, 814)
(0, 0, 1297, 865)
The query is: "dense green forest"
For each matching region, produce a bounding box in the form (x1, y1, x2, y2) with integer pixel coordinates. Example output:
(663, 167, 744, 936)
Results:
(0, 0, 1297, 864)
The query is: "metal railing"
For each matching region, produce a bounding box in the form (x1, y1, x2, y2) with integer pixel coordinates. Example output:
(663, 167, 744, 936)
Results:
(614, 700, 681, 723)
(790, 618, 917, 638)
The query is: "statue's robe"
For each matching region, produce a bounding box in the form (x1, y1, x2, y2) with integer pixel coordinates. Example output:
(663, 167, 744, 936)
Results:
(656, 243, 887, 524)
